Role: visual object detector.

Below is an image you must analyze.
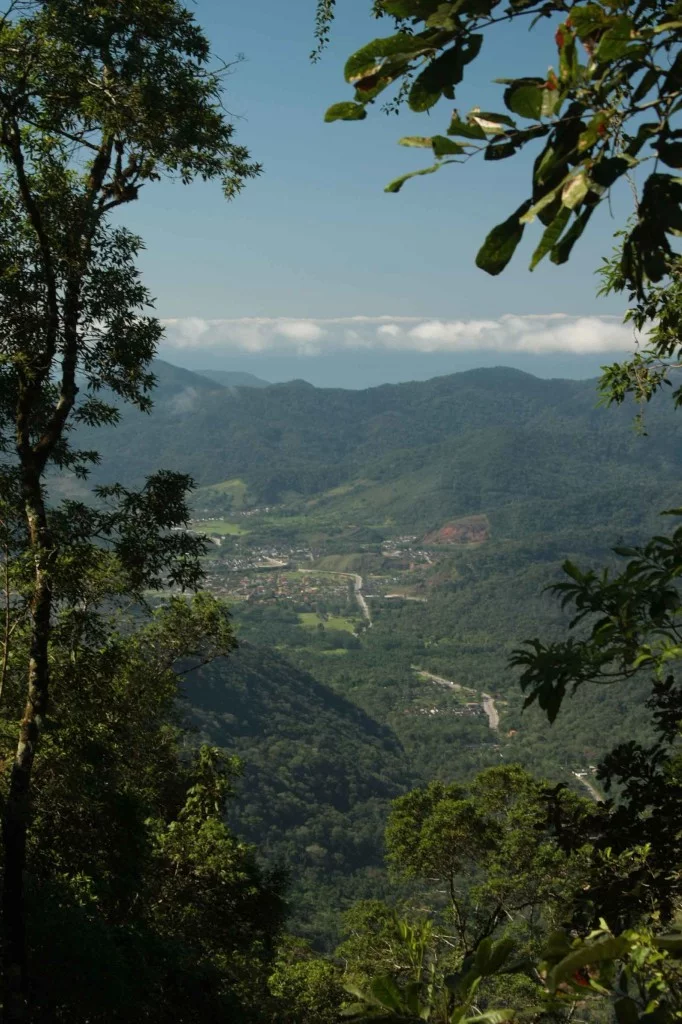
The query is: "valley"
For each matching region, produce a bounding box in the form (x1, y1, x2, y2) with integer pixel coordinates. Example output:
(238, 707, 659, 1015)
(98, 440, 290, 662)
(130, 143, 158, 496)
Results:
(77, 361, 675, 944)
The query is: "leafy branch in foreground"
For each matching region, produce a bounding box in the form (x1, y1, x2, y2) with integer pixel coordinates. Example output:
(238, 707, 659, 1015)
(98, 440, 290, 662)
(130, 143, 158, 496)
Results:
(323, 0, 682, 295)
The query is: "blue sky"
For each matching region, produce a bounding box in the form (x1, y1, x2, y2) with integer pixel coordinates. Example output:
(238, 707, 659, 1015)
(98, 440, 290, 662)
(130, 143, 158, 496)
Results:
(127, 0, 639, 387)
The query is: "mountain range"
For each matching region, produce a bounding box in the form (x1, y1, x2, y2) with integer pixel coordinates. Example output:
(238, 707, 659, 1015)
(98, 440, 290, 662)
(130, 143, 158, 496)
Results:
(74, 359, 681, 545)
(65, 359, 680, 946)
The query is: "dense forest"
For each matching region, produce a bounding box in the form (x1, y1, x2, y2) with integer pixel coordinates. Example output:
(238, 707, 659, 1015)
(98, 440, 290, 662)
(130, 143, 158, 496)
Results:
(0, 0, 680, 1022)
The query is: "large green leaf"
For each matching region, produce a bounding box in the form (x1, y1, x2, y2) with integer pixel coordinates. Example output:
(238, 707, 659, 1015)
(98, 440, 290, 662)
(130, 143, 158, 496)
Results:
(462, 1012, 515, 1024)
(399, 136, 435, 148)
(448, 113, 486, 139)
(325, 102, 367, 122)
(486, 937, 516, 973)
(504, 78, 544, 119)
(368, 975, 407, 1012)
(345, 32, 440, 84)
(550, 205, 594, 263)
(475, 199, 532, 275)
(520, 182, 566, 223)
(408, 36, 482, 112)
(561, 172, 589, 209)
(432, 134, 466, 156)
(547, 935, 631, 993)
(530, 205, 571, 269)
(570, 4, 609, 41)
(596, 15, 635, 61)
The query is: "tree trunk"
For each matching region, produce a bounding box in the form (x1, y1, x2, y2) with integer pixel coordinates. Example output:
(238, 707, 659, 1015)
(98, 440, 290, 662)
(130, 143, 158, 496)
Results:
(2, 466, 52, 1022)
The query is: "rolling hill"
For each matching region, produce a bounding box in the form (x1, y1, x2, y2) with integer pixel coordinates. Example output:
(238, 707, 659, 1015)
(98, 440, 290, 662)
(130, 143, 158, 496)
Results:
(74, 360, 682, 545)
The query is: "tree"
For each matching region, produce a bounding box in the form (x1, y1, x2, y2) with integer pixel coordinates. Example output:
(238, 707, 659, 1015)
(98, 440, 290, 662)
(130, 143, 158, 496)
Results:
(320, 2, 682, 1012)
(321, 0, 682, 408)
(18, 592, 286, 1021)
(385, 767, 593, 955)
(0, 0, 259, 1014)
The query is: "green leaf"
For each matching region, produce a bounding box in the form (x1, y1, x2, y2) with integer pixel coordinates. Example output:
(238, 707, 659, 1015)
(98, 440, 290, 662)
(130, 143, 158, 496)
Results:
(487, 938, 515, 973)
(504, 78, 544, 119)
(325, 102, 367, 123)
(471, 109, 516, 134)
(548, 936, 631, 993)
(550, 205, 594, 263)
(591, 156, 629, 188)
(570, 4, 609, 41)
(540, 79, 561, 118)
(561, 172, 589, 209)
(345, 32, 439, 84)
(368, 975, 407, 1012)
(408, 36, 482, 113)
(530, 205, 570, 269)
(656, 932, 682, 953)
(520, 182, 566, 223)
(399, 136, 435, 148)
(384, 162, 443, 193)
(578, 112, 608, 152)
(475, 938, 493, 974)
(432, 135, 466, 156)
(462, 1012, 515, 1024)
(655, 138, 682, 169)
(484, 139, 517, 160)
(596, 15, 635, 61)
(448, 114, 486, 140)
(475, 199, 532, 275)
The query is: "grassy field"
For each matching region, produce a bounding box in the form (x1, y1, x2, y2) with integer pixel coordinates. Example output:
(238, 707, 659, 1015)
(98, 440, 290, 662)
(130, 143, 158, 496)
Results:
(298, 612, 356, 633)
(194, 478, 250, 509)
(192, 519, 248, 536)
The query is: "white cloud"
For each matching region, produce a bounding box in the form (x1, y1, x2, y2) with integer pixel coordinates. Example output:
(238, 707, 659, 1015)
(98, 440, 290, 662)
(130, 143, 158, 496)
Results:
(275, 320, 326, 342)
(160, 314, 641, 356)
(377, 323, 402, 338)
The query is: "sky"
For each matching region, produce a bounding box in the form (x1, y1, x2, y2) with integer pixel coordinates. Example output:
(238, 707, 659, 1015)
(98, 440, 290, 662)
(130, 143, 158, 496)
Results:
(125, 0, 642, 389)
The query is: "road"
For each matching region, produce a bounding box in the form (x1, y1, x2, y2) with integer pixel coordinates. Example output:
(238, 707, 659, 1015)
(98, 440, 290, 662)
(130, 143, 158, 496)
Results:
(299, 569, 372, 626)
(481, 693, 499, 730)
(416, 669, 499, 731)
(572, 771, 604, 803)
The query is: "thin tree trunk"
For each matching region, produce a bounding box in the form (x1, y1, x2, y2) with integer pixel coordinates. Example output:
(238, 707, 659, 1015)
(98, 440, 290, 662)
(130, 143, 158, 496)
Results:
(2, 466, 52, 1022)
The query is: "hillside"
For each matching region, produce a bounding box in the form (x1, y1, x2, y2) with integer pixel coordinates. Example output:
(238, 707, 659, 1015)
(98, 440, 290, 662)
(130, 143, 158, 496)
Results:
(75, 361, 682, 541)
(182, 643, 410, 944)
(68, 363, 682, 945)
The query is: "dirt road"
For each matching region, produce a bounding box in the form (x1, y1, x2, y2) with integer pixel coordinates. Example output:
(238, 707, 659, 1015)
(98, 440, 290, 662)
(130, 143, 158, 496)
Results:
(416, 669, 499, 731)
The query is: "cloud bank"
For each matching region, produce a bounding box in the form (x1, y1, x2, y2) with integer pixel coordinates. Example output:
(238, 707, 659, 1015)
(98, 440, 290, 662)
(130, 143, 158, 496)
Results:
(160, 314, 640, 357)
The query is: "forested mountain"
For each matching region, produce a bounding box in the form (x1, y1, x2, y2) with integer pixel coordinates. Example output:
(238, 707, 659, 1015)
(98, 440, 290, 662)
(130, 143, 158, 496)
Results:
(183, 643, 410, 944)
(74, 360, 678, 946)
(195, 369, 271, 388)
(78, 360, 681, 540)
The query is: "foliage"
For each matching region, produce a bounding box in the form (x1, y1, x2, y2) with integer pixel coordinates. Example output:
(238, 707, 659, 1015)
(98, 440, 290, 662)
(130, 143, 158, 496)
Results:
(385, 766, 593, 952)
(323, 0, 682, 290)
(6, 592, 286, 1022)
(0, 0, 260, 1014)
